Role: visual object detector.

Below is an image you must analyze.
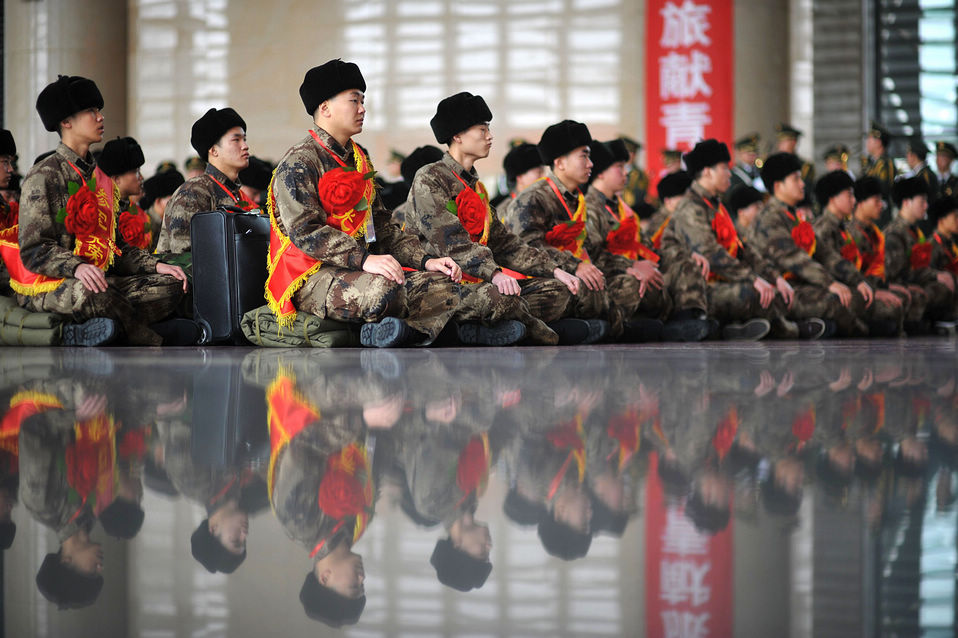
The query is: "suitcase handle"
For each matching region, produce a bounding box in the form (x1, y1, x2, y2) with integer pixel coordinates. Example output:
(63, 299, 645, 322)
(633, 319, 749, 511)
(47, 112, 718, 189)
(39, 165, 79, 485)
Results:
(220, 205, 263, 215)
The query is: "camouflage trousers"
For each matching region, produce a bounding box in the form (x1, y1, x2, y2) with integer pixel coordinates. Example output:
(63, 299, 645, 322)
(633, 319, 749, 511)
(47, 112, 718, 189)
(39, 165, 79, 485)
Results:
(294, 266, 460, 341)
(17, 273, 184, 345)
(456, 277, 572, 345)
(787, 284, 868, 337)
(662, 256, 708, 315)
(917, 281, 956, 322)
(573, 272, 670, 337)
(707, 280, 787, 322)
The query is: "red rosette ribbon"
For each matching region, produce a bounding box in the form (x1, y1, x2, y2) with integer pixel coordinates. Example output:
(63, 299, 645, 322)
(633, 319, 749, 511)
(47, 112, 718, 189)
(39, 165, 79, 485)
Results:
(119, 210, 151, 249)
(317, 167, 366, 217)
(545, 220, 585, 253)
(910, 241, 932, 270)
(791, 220, 816, 255)
(64, 187, 100, 236)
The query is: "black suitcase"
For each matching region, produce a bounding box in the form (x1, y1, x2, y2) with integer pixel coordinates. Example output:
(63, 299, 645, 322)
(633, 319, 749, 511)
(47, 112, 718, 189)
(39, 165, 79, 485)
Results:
(190, 208, 270, 344)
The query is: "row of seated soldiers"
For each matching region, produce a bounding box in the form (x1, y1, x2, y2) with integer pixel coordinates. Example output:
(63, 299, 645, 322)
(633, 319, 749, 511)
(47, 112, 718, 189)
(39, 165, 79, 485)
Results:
(1, 65, 956, 347)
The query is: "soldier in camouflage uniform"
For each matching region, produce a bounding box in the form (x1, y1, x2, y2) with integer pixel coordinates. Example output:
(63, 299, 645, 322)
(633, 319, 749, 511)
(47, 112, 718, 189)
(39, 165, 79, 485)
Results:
(1, 129, 18, 295)
(812, 170, 904, 335)
(409, 92, 601, 345)
(140, 168, 185, 253)
(269, 60, 464, 347)
(935, 142, 958, 200)
(16, 76, 188, 346)
(648, 171, 717, 290)
(751, 153, 868, 337)
(929, 196, 958, 287)
(584, 139, 712, 341)
(391, 145, 442, 230)
(861, 121, 896, 226)
(502, 120, 634, 339)
(884, 176, 957, 329)
(496, 142, 544, 220)
(155, 107, 255, 255)
(670, 139, 810, 340)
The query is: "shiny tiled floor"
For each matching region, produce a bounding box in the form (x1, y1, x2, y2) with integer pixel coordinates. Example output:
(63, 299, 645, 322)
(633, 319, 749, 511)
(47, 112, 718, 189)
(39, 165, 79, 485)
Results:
(2, 340, 956, 637)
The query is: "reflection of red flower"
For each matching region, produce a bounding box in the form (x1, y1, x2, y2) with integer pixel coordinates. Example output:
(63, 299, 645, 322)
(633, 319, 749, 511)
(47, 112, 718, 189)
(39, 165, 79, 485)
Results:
(712, 408, 738, 459)
(606, 215, 641, 256)
(65, 438, 99, 498)
(545, 220, 585, 253)
(792, 409, 815, 443)
(317, 168, 366, 216)
(548, 422, 584, 450)
(606, 413, 638, 451)
(64, 187, 99, 236)
(119, 210, 150, 249)
(791, 220, 816, 254)
(0, 201, 18, 229)
(118, 429, 147, 459)
(318, 470, 364, 519)
(910, 241, 932, 270)
(456, 435, 489, 494)
(454, 187, 486, 240)
(711, 209, 739, 254)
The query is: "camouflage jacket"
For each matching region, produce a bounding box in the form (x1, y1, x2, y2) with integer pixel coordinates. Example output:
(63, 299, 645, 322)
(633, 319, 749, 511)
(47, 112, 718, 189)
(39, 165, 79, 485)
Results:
(646, 206, 693, 269)
(155, 163, 247, 254)
(391, 197, 412, 232)
(671, 182, 778, 283)
(495, 193, 517, 221)
(931, 231, 958, 273)
(501, 169, 587, 273)
(18, 143, 159, 278)
(408, 153, 558, 280)
(751, 197, 833, 288)
(812, 210, 865, 287)
(884, 216, 938, 286)
(845, 217, 887, 289)
(583, 186, 641, 274)
(271, 127, 427, 270)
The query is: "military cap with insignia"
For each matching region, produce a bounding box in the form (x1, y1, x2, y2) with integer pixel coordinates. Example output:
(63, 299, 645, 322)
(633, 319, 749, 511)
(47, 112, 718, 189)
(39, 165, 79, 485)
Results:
(35, 75, 104, 132)
(657, 170, 692, 199)
(867, 120, 891, 147)
(775, 123, 803, 139)
(619, 135, 642, 153)
(892, 175, 928, 206)
(760, 152, 804, 190)
(683, 139, 730, 176)
(906, 136, 929, 159)
(823, 144, 851, 163)
(537, 120, 592, 165)
(299, 59, 366, 116)
(734, 133, 760, 151)
(155, 160, 177, 173)
(430, 91, 493, 145)
(184, 156, 206, 172)
(400, 145, 444, 185)
(814, 170, 855, 207)
(502, 142, 542, 182)
(936, 141, 957, 159)
(98, 136, 145, 177)
(0, 129, 15, 157)
(661, 148, 683, 163)
(388, 149, 405, 163)
(190, 107, 247, 161)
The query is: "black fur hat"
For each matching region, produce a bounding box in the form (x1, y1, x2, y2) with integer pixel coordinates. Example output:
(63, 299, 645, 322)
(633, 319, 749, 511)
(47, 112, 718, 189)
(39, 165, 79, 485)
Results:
(853, 176, 883, 202)
(430, 92, 493, 145)
(725, 184, 764, 215)
(190, 107, 246, 161)
(401, 145, 444, 185)
(430, 538, 492, 591)
(891, 176, 928, 207)
(0, 129, 16, 157)
(814, 170, 855, 207)
(537, 512, 592, 560)
(190, 519, 246, 573)
(36, 75, 104, 132)
(299, 571, 366, 627)
(35, 552, 104, 609)
(300, 59, 366, 116)
(657, 170, 692, 199)
(239, 156, 273, 191)
(760, 152, 804, 191)
(929, 196, 958, 224)
(588, 140, 617, 181)
(98, 137, 145, 177)
(99, 499, 145, 539)
(683, 139, 730, 177)
(503, 143, 542, 182)
(537, 120, 591, 165)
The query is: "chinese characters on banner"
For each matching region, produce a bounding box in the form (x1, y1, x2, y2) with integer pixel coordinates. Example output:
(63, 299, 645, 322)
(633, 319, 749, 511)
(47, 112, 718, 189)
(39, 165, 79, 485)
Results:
(646, 0, 734, 193)
(645, 452, 733, 638)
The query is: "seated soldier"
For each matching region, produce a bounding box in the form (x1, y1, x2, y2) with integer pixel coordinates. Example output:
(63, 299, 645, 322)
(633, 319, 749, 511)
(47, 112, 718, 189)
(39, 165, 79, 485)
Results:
(584, 139, 711, 341)
(929, 196, 958, 291)
(751, 153, 869, 337)
(812, 170, 904, 336)
(267, 59, 463, 347)
(99, 137, 152, 253)
(1, 129, 17, 295)
(727, 183, 765, 236)
(392, 145, 443, 229)
(15, 75, 188, 346)
(496, 142, 545, 219)
(156, 107, 254, 255)
(238, 155, 272, 209)
(884, 176, 957, 332)
(140, 167, 185, 252)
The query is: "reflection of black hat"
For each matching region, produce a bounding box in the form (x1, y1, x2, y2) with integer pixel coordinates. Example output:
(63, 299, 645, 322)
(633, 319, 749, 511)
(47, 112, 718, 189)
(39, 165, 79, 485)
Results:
(36, 75, 104, 132)
(906, 136, 928, 159)
(190, 107, 246, 161)
(0, 129, 16, 157)
(725, 184, 764, 215)
(36, 553, 104, 609)
(683, 139, 730, 176)
(98, 137, 145, 177)
(760, 476, 802, 516)
(538, 120, 592, 165)
(815, 451, 854, 503)
(430, 92, 493, 145)
(503, 487, 546, 527)
(892, 176, 927, 206)
(99, 499, 145, 539)
(190, 519, 246, 573)
(239, 156, 273, 190)
(537, 512, 592, 560)
(503, 143, 542, 182)
(589, 491, 629, 537)
(684, 490, 730, 534)
(430, 538, 492, 591)
(0, 521, 15, 549)
(400, 145, 444, 185)
(299, 571, 366, 627)
(929, 196, 958, 224)
(657, 170, 692, 199)
(814, 170, 855, 207)
(588, 140, 616, 180)
(854, 176, 883, 201)
(761, 152, 804, 190)
(300, 59, 366, 116)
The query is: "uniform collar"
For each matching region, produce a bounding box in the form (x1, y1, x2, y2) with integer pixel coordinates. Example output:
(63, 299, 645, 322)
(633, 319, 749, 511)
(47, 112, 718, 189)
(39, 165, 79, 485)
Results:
(545, 168, 580, 202)
(690, 181, 720, 206)
(56, 142, 94, 177)
(312, 126, 350, 160)
(440, 152, 477, 186)
(205, 163, 241, 190)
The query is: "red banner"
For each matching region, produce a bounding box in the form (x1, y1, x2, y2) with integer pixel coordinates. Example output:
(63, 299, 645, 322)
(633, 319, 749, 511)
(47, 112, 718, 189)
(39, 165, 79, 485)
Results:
(645, 0, 734, 195)
(645, 452, 733, 638)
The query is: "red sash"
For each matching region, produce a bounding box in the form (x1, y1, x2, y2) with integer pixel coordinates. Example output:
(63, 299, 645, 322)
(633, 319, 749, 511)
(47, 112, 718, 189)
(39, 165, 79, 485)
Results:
(312, 443, 374, 558)
(266, 370, 320, 505)
(705, 197, 741, 281)
(650, 213, 671, 251)
(118, 203, 152, 250)
(0, 391, 64, 463)
(785, 208, 816, 257)
(909, 227, 932, 270)
(209, 175, 259, 211)
(839, 229, 862, 270)
(65, 414, 118, 518)
(604, 197, 659, 263)
(933, 232, 958, 274)
(542, 178, 589, 260)
(861, 223, 886, 279)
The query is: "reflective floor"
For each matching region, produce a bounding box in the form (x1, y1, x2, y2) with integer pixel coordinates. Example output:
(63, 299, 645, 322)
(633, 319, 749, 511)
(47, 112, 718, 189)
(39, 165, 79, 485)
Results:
(1, 341, 956, 638)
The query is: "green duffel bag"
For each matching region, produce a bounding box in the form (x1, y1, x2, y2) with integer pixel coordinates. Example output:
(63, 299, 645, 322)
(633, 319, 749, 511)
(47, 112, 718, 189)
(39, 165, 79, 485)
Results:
(0, 296, 65, 346)
(241, 305, 361, 348)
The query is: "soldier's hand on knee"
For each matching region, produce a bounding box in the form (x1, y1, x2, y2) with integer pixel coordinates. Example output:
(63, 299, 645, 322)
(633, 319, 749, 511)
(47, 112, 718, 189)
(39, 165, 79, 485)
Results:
(364, 254, 405, 284)
(492, 271, 521, 295)
(828, 281, 852, 308)
(553, 268, 580, 295)
(156, 262, 189, 292)
(424, 257, 462, 283)
(889, 284, 912, 304)
(753, 277, 776, 309)
(75, 263, 108, 293)
(628, 260, 663, 289)
(856, 282, 874, 307)
(876, 289, 902, 308)
(692, 252, 710, 279)
(774, 276, 795, 308)
(575, 262, 605, 291)
(936, 271, 955, 293)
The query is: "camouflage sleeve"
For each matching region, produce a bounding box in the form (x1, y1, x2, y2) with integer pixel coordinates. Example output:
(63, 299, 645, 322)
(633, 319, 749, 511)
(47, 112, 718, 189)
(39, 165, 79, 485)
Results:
(112, 232, 160, 275)
(657, 221, 693, 268)
(486, 216, 558, 277)
(272, 154, 369, 271)
(740, 241, 781, 283)
(752, 209, 832, 288)
(18, 168, 85, 279)
(812, 220, 864, 287)
(502, 189, 581, 273)
(408, 171, 500, 281)
(883, 228, 910, 284)
(672, 202, 755, 282)
(583, 200, 625, 273)
(367, 196, 428, 269)
(158, 182, 217, 255)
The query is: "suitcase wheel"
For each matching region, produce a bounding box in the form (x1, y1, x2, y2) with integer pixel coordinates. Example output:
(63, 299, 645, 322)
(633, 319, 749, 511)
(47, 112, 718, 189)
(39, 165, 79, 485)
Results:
(196, 318, 213, 345)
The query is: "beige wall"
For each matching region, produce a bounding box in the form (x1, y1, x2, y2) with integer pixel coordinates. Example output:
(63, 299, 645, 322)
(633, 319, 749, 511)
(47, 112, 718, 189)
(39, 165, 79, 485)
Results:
(5, 0, 792, 183)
